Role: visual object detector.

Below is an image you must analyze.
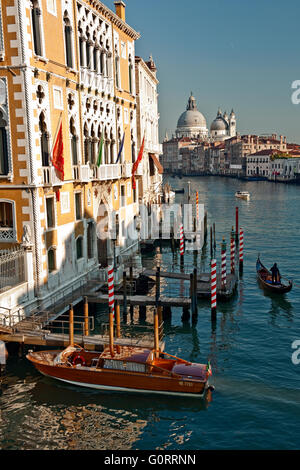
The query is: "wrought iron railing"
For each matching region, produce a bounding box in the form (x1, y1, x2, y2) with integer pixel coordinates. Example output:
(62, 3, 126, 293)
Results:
(0, 247, 26, 292)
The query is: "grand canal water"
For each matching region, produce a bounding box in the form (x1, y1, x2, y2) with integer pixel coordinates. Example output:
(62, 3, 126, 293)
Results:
(1, 176, 300, 450)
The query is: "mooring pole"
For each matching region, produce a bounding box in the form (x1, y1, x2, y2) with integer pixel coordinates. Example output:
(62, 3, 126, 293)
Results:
(109, 306, 114, 357)
(69, 303, 74, 347)
(190, 272, 195, 316)
(84, 297, 89, 337)
(231, 226, 235, 274)
(193, 267, 198, 316)
(180, 224, 184, 270)
(154, 307, 160, 359)
(211, 259, 217, 322)
(123, 271, 127, 316)
(155, 266, 161, 304)
(204, 211, 208, 241)
(221, 238, 227, 291)
(129, 266, 133, 316)
(213, 223, 216, 251)
(115, 302, 121, 354)
(239, 228, 244, 274)
(210, 226, 213, 259)
(235, 207, 239, 245)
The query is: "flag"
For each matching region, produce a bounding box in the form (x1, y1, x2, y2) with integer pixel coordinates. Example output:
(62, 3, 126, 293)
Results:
(52, 121, 64, 180)
(206, 360, 212, 377)
(55, 189, 60, 202)
(132, 136, 145, 189)
(97, 133, 104, 167)
(115, 132, 125, 164)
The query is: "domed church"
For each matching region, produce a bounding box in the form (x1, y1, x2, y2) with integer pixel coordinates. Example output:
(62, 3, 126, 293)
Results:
(175, 93, 237, 141)
(210, 108, 236, 141)
(176, 93, 209, 139)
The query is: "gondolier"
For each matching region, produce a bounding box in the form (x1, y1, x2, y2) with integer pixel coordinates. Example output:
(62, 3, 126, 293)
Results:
(270, 263, 280, 284)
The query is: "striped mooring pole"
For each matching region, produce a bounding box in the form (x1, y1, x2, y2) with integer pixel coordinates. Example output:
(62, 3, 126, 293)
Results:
(230, 227, 235, 274)
(235, 206, 239, 244)
(108, 265, 115, 316)
(221, 238, 227, 291)
(211, 258, 217, 320)
(239, 228, 244, 273)
(180, 223, 184, 268)
(196, 192, 199, 222)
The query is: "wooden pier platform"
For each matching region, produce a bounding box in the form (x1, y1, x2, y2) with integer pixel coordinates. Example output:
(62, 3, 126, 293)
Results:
(0, 330, 165, 351)
(86, 293, 191, 308)
(142, 269, 237, 299)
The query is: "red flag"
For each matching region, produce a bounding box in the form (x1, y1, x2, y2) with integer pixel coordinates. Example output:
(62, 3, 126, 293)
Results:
(52, 121, 64, 180)
(132, 136, 145, 189)
(55, 189, 60, 202)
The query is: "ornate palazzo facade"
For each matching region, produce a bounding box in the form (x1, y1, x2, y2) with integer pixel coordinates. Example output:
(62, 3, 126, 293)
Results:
(0, 0, 144, 314)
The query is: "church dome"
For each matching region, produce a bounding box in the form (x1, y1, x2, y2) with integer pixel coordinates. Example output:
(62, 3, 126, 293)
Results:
(210, 117, 228, 131)
(210, 109, 229, 132)
(176, 93, 208, 137)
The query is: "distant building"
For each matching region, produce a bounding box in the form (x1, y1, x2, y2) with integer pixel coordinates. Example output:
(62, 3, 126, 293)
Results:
(135, 55, 163, 206)
(210, 109, 236, 141)
(176, 93, 209, 139)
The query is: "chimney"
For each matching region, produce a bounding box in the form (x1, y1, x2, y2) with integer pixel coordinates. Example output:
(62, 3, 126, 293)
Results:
(114, 1, 126, 22)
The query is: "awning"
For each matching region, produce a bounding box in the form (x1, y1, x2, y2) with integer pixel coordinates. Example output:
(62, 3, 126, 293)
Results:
(149, 153, 164, 174)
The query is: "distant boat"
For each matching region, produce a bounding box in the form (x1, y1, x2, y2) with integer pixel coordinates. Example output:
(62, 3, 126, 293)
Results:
(235, 191, 250, 200)
(174, 189, 184, 194)
(256, 257, 293, 294)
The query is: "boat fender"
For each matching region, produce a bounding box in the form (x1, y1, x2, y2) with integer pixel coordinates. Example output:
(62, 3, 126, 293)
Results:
(207, 385, 215, 392)
(72, 353, 86, 367)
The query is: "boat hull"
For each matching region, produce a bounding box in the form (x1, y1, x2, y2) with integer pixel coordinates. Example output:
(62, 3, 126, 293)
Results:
(31, 357, 208, 398)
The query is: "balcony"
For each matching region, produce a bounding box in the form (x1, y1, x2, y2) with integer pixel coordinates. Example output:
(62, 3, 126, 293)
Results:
(97, 164, 121, 181)
(72, 165, 91, 183)
(42, 166, 62, 186)
(80, 69, 114, 95)
(0, 228, 16, 242)
(121, 163, 132, 178)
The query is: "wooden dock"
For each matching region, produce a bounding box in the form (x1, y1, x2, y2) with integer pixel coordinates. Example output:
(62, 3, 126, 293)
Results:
(0, 329, 165, 351)
(86, 293, 191, 308)
(142, 269, 238, 299)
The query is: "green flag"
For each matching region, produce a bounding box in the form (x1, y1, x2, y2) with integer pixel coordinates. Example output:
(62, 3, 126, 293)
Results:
(97, 134, 104, 167)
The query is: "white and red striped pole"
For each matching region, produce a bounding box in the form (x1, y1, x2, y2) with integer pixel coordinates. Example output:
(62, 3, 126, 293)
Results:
(221, 238, 227, 291)
(239, 228, 244, 273)
(211, 258, 217, 320)
(196, 192, 199, 222)
(108, 265, 115, 316)
(180, 223, 184, 268)
(230, 227, 235, 274)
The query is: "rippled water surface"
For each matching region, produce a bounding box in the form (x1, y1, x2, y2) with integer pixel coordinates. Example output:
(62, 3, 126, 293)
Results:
(1, 176, 300, 450)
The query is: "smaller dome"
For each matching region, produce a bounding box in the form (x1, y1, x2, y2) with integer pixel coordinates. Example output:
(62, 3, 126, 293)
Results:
(210, 116, 228, 132)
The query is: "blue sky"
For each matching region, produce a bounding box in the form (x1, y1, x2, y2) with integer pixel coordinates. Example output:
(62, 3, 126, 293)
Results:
(106, 0, 300, 143)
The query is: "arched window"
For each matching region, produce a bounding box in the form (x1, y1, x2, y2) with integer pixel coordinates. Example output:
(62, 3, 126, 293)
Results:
(70, 118, 78, 166)
(79, 37, 84, 67)
(64, 13, 73, 69)
(83, 123, 90, 164)
(0, 201, 15, 241)
(128, 56, 133, 94)
(0, 110, 8, 175)
(76, 237, 83, 260)
(31, 1, 42, 57)
(39, 113, 49, 167)
(100, 52, 105, 75)
(115, 54, 120, 88)
(87, 222, 94, 259)
(47, 248, 56, 273)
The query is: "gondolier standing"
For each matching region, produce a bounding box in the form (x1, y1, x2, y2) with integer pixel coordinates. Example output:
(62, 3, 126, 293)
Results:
(270, 263, 280, 284)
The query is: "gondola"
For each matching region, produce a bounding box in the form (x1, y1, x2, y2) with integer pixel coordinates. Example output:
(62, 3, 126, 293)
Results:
(256, 257, 293, 294)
